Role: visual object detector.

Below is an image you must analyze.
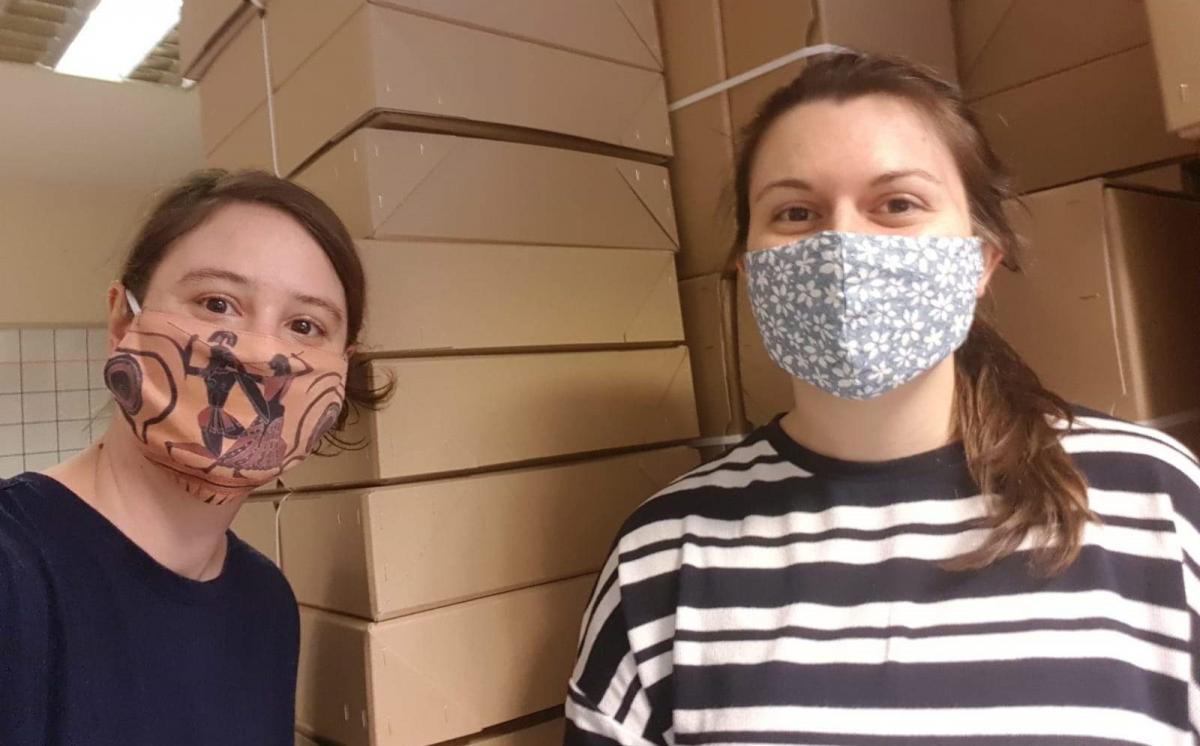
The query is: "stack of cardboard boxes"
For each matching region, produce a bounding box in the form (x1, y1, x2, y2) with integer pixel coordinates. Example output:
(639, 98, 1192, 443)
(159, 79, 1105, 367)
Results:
(658, 0, 959, 443)
(182, 2, 701, 744)
(958, 0, 1200, 452)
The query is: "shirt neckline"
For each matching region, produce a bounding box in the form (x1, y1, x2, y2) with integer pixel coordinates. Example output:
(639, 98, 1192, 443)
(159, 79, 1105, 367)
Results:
(763, 415, 969, 481)
(14, 472, 244, 605)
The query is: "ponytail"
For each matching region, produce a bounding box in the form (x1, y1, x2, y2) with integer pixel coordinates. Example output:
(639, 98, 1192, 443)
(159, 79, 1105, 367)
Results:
(949, 318, 1093, 575)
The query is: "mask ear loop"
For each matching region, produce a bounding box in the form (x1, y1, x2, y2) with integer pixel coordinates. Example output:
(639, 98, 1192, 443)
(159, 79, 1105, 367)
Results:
(125, 289, 143, 316)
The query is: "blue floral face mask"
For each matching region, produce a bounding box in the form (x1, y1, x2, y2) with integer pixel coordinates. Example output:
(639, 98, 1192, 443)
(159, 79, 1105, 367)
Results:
(745, 231, 985, 400)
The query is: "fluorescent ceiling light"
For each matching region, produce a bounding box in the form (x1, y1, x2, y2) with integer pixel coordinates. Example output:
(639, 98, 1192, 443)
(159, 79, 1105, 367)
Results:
(56, 0, 182, 82)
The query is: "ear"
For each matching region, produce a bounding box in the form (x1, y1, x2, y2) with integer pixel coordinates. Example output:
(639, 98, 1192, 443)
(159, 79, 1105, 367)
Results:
(975, 243, 1005, 298)
(735, 253, 747, 274)
(106, 283, 134, 355)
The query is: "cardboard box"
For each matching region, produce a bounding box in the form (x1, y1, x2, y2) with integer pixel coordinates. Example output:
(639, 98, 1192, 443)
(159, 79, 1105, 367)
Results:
(465, 718, 566, 746)
(659, 0, 957, 278)
(230, 498, 278, 565)
(971, 45, 1194, 193)
(354, 241, 684, 353)
(735, 273, 793, 428)
(295, 129, 678, 250)
(953, 0, 1149, 101)
(180, 0, 252, 79)
(283, 347, 700, 489)
(296, 575, 593, 746)
(1107, 162, 1191, 194)
(989, 180, 1200, 452)
(279, 447, 697, 620)
(266, 0, 662, 93)
(272, 4, 671, 175)
(205, 103, 275, 173)
(1146, 0, 1200, 139)
(196, 15, 267, 154)
(679, 273, 746, 439)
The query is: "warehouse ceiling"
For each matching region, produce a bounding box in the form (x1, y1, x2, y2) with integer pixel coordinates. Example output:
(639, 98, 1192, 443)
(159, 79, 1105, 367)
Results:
(0, 0, 181, 85)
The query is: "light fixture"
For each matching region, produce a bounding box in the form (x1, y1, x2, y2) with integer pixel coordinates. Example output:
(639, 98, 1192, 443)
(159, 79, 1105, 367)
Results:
(55, 0, 182, 82)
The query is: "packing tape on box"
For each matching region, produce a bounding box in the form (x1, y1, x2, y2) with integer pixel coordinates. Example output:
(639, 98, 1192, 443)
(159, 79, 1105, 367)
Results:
(668, 43, 850, 113)
(248, 0, 281, 176)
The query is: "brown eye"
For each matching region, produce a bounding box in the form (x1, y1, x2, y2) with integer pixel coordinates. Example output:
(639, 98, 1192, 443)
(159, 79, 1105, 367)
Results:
(204, 298, 230, 314)
(780, 207, 813, 222)
(885, 198, 916, 214)
(291, 319, 324, 337)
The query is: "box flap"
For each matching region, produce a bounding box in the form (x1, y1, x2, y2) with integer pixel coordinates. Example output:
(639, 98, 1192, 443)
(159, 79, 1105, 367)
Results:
(956, 0, 1148, 100)
(1146, 0, 1200, 137)
(372, 348, 699, 478)
(366, 576, 594, 745)
(679, 274, 747, 438)
(657, 0, 726, 102)
(298, 128, 678, 250)
(817, 0, 958, 82)
(205, 102, 274, 172)
(180, 0, 252, 78)
(296, 607, 373, 746)
(197, 15, 268, 153)
(280, 491, 373, 617)
(988, 180, 1127, 413)
(352, 241, 684, 353)
(668, 94, 737, 279)
(1102, 187, 1200, 420)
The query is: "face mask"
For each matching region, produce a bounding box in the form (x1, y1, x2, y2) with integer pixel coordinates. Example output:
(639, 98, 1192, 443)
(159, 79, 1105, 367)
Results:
(745, 231, 984, 400)
(104, 291, 348, 503)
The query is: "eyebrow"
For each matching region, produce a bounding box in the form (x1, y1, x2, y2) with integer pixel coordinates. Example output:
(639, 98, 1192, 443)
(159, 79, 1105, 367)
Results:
(294, 293, 346, 326)
(178, 268, 252, 286)
(871, 169, 943, 187)
(754, 177, 815, 202)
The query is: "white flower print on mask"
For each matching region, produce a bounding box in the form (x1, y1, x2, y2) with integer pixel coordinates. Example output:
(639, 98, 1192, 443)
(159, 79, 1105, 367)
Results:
(746, 231, 984, 399)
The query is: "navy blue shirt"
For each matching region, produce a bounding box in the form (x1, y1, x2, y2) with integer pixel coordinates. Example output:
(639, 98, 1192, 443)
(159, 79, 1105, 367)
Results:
(0, 473, 298, 745)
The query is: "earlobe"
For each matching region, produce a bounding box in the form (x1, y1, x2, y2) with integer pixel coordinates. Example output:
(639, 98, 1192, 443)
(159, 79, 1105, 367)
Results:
(976, 244, 1004, 298)
(105, 283, 134, 354)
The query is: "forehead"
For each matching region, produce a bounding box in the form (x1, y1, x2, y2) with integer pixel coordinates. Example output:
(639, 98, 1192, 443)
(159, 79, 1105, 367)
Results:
(750, 95, 962, 188)
(151, 202, 346, 304)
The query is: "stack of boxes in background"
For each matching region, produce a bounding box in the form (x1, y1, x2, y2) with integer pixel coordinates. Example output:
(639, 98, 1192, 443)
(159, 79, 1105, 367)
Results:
(182, 2, 700, 744)
(657, 0, 960, 445)
(959, 0, 1200, 452)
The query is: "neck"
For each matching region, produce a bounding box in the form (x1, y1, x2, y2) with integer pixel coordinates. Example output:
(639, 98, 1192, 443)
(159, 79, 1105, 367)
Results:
(46, 428, 241, 581)
(781, 356, 958, 463)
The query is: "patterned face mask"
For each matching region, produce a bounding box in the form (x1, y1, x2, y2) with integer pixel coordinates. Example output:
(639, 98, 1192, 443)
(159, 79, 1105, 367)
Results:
(745, 231, 985, 400)
(104, 291, 348, 504)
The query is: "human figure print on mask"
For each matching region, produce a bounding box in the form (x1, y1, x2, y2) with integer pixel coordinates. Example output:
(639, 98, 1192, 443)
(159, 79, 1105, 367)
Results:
(169, 330, 270, 459)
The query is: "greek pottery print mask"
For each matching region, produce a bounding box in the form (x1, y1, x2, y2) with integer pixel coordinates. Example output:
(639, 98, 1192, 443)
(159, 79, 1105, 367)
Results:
(745, 231, 984, 400)
(105, 293, 348, 503)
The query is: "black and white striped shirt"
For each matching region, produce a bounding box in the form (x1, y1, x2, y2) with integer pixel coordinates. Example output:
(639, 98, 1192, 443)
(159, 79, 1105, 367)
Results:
(565, 411, 1200, 745)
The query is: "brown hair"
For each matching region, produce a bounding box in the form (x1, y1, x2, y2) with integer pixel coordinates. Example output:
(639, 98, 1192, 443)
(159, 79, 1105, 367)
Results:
(120, 168, 392, 448)
(732, 53, 1091, 575)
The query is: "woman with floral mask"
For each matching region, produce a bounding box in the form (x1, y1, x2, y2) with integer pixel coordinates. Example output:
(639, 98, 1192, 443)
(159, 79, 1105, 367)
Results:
(567, 53, 1200, 744)
(0, 170, 387, 745)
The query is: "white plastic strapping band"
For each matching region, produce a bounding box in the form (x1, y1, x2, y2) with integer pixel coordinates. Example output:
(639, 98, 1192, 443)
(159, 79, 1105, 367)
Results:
(249, 0, 281, 177)
(273, 488, 292, 567)
(689, 434, 750, 449)
(668, 43, 851, 112)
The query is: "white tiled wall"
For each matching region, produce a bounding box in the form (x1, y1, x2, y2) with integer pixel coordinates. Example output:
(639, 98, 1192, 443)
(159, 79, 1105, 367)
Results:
(0, 328, 110, 478)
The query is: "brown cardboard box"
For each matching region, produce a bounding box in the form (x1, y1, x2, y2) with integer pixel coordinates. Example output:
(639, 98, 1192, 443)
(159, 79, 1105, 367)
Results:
(990, 180, 1200, 452)
(679, 273, 746, 439)
(1107, 162, 1190, 193)
(296, 575, 592, 746)
(1146, 0, 1200, 139)
(196, 15, 267, 154)
(465, 718, 566, 746)
(355, 241, 684, 353)
(972, 45, 1194, 193)
(283, 347, 700, 488)
(295, 129, 678, 250)
(280, 447, 697, 620)
(205, 103, 275, 172)
(179, 0, 251, 79)
(660, 0, 957, 278)
(735, 273, 793, 428)
(271, 4, 671, 175)
(267, 0, 662, 92)
(953, 0, 1149, 101)
(230, 499, 278, 565)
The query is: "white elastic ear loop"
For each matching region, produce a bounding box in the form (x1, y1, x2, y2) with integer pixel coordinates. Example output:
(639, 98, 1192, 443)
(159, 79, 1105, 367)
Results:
(125, 289, 142, 315)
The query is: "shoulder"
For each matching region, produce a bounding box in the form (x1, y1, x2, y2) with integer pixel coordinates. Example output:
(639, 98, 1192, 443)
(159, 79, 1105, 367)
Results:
(0, 477, 54, 583)
(226, 534, 298, 631)
(612, 426, 802, 551)
(1059, 408, 1200, 525)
